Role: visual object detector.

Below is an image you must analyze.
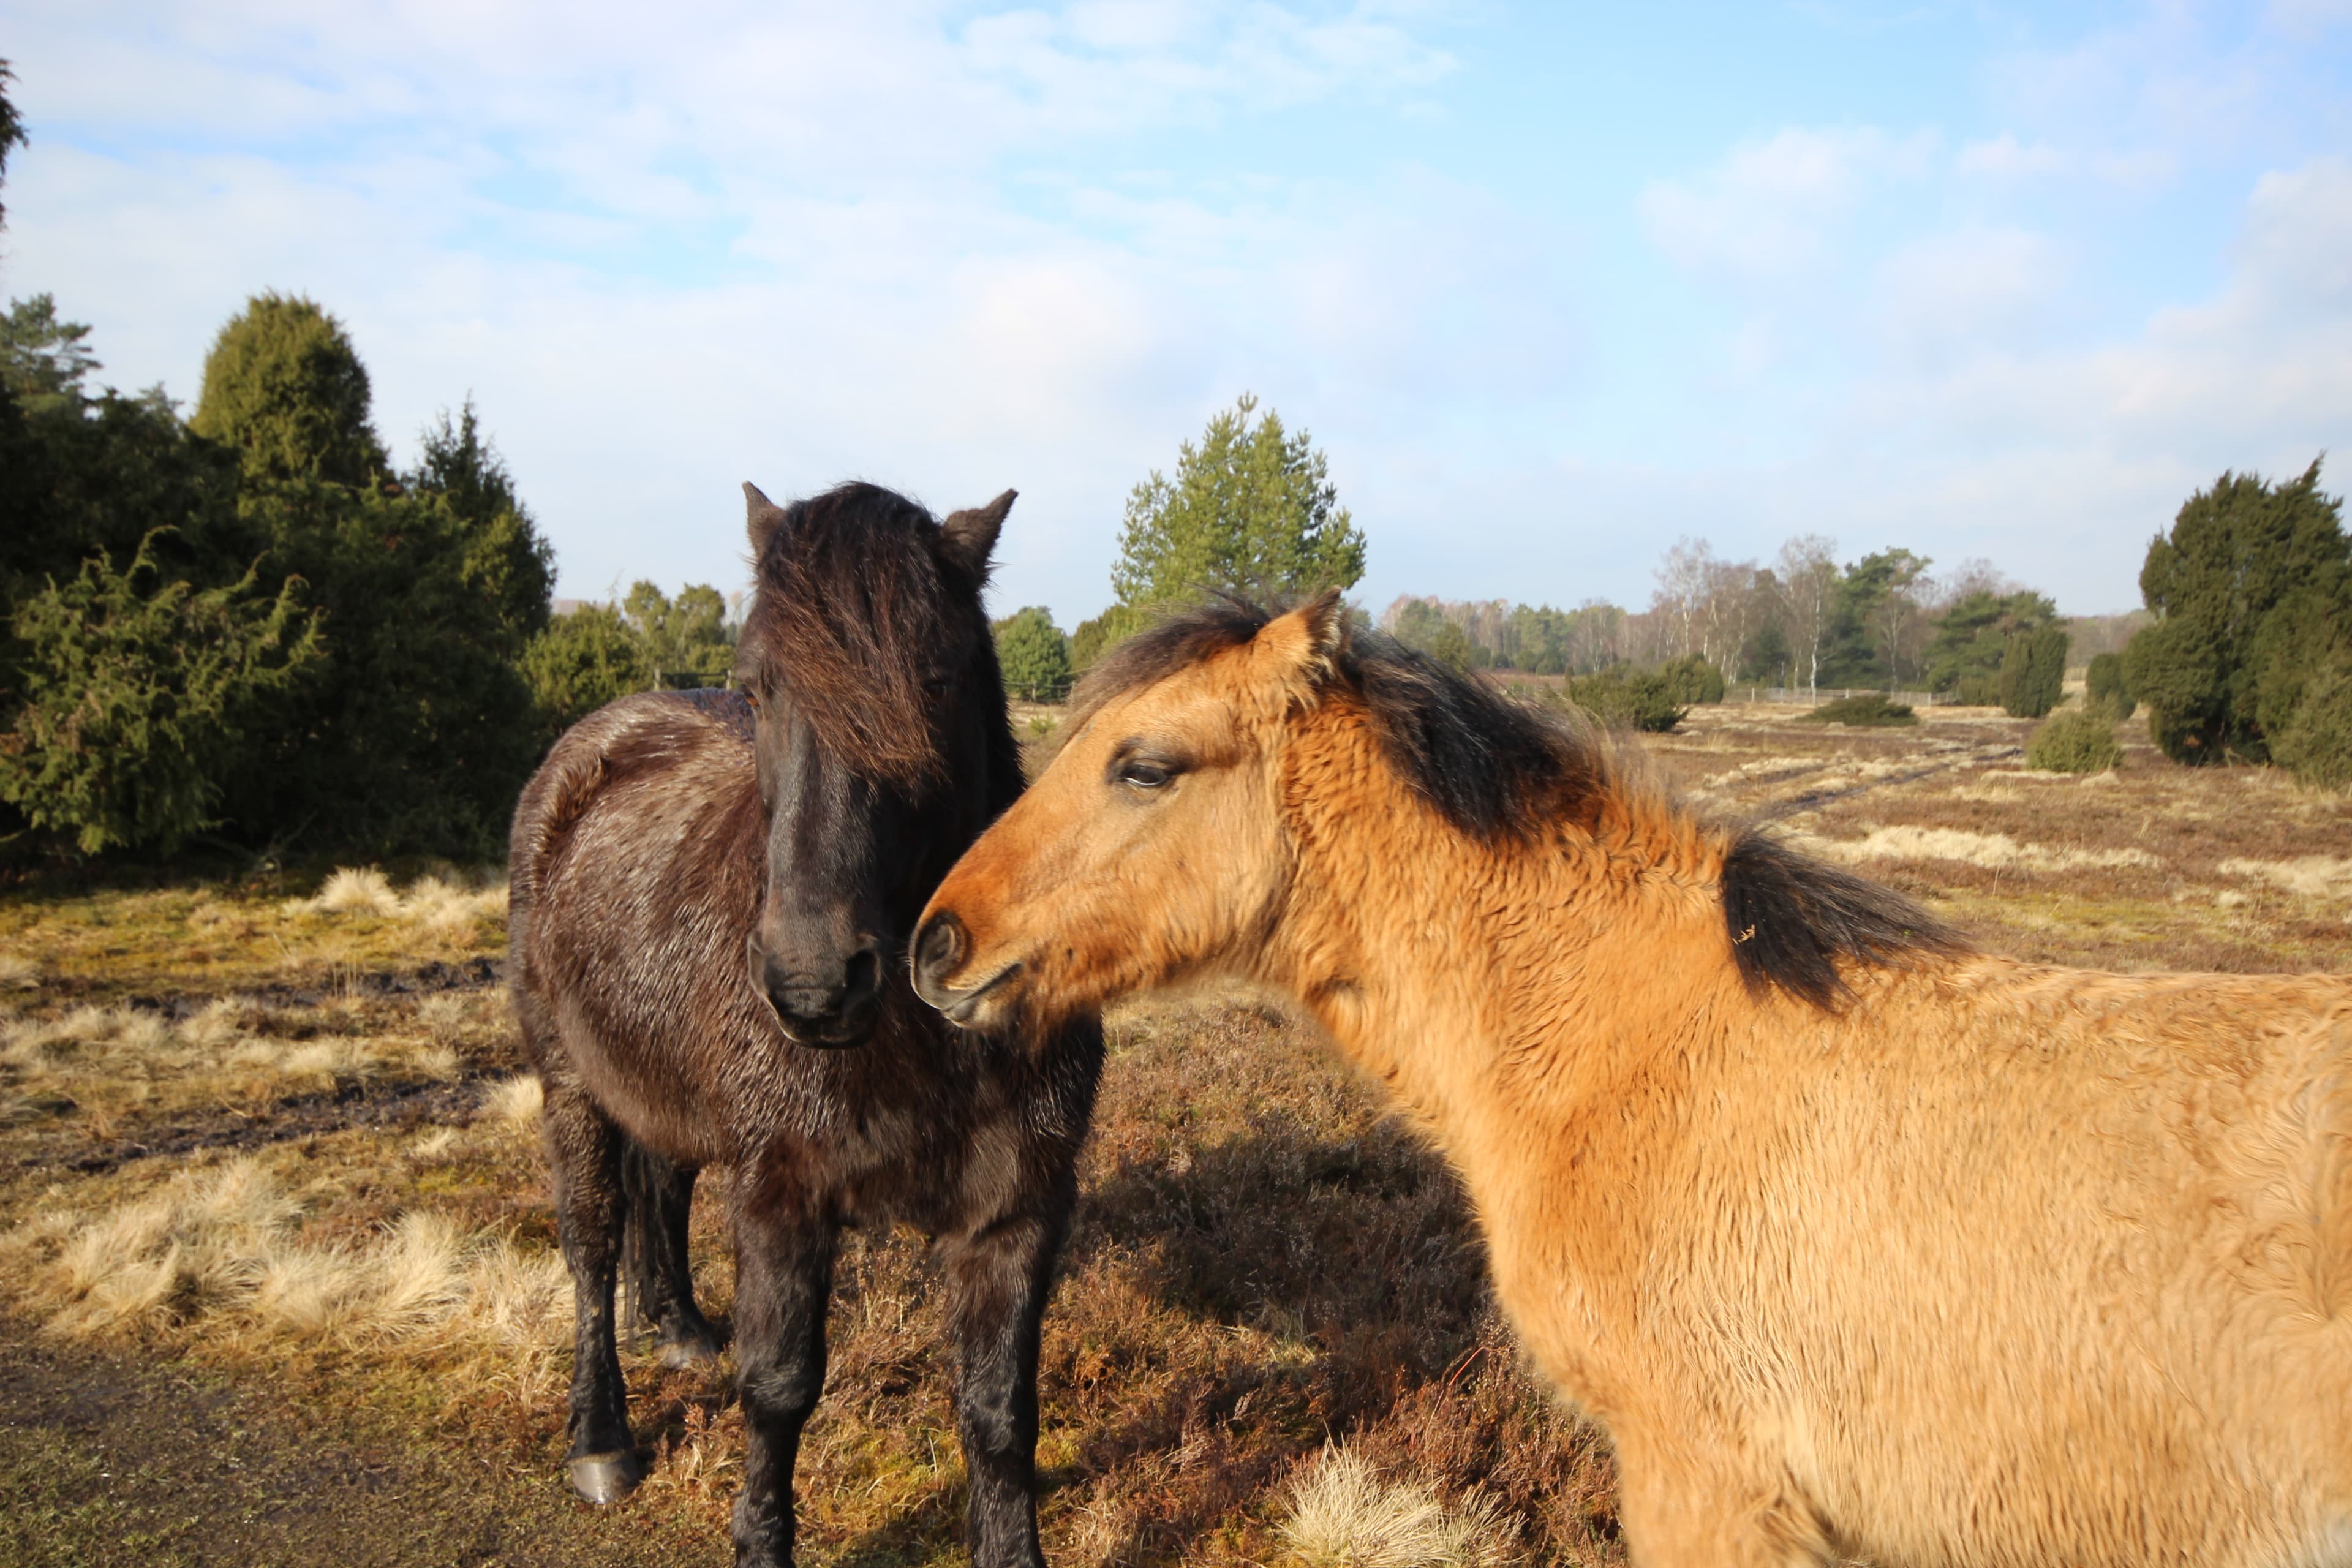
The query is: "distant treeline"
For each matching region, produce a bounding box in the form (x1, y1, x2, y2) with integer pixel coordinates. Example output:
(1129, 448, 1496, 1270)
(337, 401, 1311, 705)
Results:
(996, 394, 2350, 791)
(1370, 469, 2352, 786)
(1379, 543, 2136, 703)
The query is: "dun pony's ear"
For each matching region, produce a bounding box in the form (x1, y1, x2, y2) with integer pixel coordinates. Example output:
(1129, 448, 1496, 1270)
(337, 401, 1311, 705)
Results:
(939, 489, 1016, 577)
(744, 482, 787, 559)
(1250, 588, 1349, 700)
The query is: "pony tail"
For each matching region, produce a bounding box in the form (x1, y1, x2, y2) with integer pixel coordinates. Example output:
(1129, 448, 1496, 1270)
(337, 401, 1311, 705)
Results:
(618, 1136, 663, 1336)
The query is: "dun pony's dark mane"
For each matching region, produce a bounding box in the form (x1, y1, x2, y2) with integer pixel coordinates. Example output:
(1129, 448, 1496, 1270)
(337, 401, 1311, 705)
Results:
(737, 482, 987, 788)
(1071, 597, 1964, 1012)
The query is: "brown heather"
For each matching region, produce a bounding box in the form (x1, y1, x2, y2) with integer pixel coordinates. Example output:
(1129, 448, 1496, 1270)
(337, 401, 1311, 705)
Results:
(1, 696, 2348, 1567)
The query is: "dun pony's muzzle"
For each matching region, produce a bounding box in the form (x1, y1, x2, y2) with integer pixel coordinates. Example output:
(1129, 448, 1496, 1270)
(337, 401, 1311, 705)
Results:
(911, 910, 1022, 1029)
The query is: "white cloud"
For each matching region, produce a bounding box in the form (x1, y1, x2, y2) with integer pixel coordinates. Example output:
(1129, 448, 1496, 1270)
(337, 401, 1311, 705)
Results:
(2, 2, 1486, 619)
(1873, 225, 2067, 363)
(1637, 127, 1937, 282)
(1775, 155, 2352, 607)
(1954, 134, 2068, 179)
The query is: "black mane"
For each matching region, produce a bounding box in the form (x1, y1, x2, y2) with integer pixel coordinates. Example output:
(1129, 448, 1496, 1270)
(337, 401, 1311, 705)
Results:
(1071, 596, 1963, 1011)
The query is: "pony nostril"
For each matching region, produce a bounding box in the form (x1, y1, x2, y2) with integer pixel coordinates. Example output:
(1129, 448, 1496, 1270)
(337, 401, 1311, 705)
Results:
(914, 912, 965, 986)
(842, 947, 881, 1011)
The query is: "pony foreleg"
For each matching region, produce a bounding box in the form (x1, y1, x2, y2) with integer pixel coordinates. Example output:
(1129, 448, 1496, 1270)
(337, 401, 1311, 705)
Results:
(1613, 1435, 1835, 1568)
(731, 1189, 837, 1568)
(543, 1079, 644, 1504)
(944, 1206, 1068, 1568)
(619, 1139, 722, 1367)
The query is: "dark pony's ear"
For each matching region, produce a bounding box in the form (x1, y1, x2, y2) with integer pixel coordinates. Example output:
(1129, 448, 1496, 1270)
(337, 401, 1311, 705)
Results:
(939, 489, 1015, 578)
(744, 481, 788, 559)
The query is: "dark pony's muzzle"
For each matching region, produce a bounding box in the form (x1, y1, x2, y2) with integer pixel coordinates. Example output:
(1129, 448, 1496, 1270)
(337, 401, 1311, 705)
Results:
(749, 931, 881, 1048)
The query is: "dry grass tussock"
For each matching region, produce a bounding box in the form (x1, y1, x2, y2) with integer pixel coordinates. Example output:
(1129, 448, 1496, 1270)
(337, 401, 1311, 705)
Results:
(293, 867, 508, 932)
(0, 996, 467, 1131)
(0, 1153, 569, 1376)
(479, 1071, 544, 1132)
(1804, 824, 2162, 873)
(2218, 856, 2352, 901)
(1280, 1445, 1517, 1568)
(0, 865, 510, 1003)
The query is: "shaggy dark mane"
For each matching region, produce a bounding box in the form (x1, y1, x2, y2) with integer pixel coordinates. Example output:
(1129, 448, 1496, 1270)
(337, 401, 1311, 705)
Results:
(1071, 595, 1964, 1011)
(737, 481, 985, 788)
(1721, 829, 1964, 1010)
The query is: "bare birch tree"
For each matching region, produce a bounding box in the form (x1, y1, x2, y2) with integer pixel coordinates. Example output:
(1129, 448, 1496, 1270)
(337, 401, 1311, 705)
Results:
(1776, 534, 1839, 698)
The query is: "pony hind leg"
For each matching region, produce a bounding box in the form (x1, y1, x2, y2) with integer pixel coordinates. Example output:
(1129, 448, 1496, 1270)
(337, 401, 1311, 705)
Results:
(730, 1163, 838, 1568)
(619, 1137, 722, 1368)
(542, 1077, 645, 1504)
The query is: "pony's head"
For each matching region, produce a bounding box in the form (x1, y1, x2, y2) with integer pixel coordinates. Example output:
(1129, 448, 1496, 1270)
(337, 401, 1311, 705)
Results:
(913, 595, 1348, 1030)
(737, 480, 1017, 1046)
(913, 590, 1958, 1033)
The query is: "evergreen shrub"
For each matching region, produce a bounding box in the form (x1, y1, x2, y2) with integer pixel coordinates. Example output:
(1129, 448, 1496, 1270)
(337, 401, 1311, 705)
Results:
(1796, 692, 1917, 727)
(993, 606, 1072, 701)
(1659, 654, 1726, 705)
(2086, 652, 2135, 721)
(1999, 627, 2070, 718)
(2026, 708, 2123, 774)
(2271, 658, 2352, 791)
(1562, 668, 1685, 732)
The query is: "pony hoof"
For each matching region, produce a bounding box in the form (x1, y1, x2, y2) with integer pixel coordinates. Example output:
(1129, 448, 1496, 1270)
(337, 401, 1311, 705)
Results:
(658, 1333, 721, 1370)
(568, 1450, 646, 1504)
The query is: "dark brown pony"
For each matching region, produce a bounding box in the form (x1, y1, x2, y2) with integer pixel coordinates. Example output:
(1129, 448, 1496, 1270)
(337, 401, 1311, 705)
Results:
(508, 483, 1103, 1568)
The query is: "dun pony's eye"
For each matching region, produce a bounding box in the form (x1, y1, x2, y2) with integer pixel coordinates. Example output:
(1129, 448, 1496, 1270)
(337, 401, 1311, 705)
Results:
(1117, 759, 1177, 791)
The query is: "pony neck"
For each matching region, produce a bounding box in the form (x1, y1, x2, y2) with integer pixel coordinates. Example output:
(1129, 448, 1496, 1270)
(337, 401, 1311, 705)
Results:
(1267, 699, 1750, 1145)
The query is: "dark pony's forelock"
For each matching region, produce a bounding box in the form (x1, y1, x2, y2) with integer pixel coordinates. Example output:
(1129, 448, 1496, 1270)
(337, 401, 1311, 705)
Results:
(739, 482, 983, 788)
(1069, 595, 1964, 1012)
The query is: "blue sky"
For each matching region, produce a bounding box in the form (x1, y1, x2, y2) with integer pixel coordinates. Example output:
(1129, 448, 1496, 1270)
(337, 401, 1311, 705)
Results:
(6, 1, 2350, 622)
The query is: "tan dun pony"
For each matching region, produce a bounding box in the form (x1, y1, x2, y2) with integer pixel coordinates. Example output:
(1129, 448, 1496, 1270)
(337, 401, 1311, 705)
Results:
(911, 593, 2352, 1568)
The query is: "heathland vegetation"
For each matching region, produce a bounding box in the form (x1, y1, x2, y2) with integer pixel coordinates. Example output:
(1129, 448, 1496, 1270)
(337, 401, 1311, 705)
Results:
(7, 704, 2350, 1566)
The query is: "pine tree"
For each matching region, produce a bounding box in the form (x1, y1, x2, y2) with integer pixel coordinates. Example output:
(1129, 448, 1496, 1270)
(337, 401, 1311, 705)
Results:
(1111, 393, 1366, 609)
(1924, 589, 2058, 697)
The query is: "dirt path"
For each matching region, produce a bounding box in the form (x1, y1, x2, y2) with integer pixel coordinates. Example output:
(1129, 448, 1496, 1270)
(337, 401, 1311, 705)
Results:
(0, 1321, 725, 1567)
